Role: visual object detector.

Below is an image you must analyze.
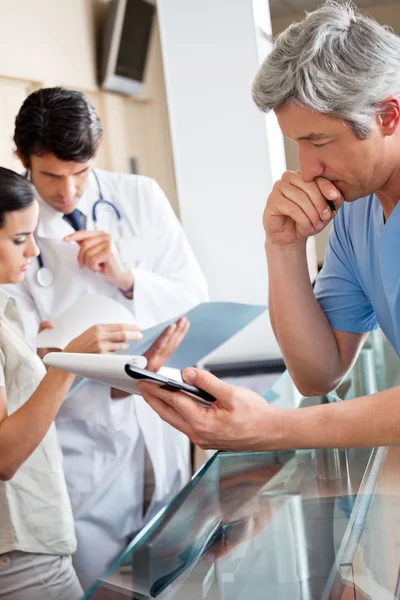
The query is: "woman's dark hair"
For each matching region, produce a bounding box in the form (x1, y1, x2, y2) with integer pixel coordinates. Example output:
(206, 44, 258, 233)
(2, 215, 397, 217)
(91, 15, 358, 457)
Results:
(14, 87, 103, 165)
(0, 167, 36, 228)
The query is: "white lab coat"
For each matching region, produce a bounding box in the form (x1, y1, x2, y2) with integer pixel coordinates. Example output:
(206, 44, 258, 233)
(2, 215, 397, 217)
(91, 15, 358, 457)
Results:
(3, 169, 209, 590)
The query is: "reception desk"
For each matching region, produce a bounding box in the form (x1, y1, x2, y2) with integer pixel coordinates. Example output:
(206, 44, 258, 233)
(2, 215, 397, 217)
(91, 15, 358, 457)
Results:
(85, 331, 400, 600)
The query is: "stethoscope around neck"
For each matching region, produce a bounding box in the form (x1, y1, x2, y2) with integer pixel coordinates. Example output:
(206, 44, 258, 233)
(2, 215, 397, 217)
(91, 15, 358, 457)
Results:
(26, 169, 123, 288)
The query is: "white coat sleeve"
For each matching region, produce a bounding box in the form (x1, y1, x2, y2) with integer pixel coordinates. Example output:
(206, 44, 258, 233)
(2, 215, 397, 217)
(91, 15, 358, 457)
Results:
(1, 281, 42, 345)
(120, 180, 209, 324)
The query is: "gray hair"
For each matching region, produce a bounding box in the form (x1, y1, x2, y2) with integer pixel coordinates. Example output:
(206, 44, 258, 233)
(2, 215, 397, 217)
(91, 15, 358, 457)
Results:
(252, 1, 400, 138)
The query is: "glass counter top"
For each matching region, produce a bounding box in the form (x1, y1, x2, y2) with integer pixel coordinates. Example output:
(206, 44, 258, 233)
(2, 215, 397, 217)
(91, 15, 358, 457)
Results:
(86, 447, 381, 599)
(84, 331, 400, 599)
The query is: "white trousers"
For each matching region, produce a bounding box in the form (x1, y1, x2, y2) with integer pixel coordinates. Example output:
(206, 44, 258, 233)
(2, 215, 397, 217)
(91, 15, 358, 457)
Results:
(0, 551, 83, 600)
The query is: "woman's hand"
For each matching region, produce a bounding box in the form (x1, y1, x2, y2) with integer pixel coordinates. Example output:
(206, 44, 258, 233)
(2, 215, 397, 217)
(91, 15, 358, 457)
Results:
(144, 317, 190, 372)
(111, 317, 190, 399)
(37, 321, 59, 360)
(64, 323, 143, 355)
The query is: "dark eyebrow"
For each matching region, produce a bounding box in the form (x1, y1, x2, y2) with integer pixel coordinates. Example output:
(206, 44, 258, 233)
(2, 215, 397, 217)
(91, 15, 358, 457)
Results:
(14, 231, 33, 236)
(297, 133, 330, 141)
(40, 166, 90, 177)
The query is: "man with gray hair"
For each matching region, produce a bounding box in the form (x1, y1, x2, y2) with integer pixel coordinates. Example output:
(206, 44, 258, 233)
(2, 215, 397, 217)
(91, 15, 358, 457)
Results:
(137, 2, 400, 452)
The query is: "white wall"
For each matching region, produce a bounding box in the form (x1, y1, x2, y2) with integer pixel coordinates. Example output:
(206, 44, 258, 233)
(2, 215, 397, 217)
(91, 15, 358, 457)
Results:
(157, 0, 287, 362)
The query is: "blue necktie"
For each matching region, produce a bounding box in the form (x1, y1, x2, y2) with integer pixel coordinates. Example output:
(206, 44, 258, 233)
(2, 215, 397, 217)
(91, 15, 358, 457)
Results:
(63, 209, 83, 231)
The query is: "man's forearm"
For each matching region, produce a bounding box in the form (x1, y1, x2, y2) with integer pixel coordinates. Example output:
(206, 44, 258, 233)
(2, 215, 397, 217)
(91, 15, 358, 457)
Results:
(280, 386, 400, 449)
(266, 240, 344, 394)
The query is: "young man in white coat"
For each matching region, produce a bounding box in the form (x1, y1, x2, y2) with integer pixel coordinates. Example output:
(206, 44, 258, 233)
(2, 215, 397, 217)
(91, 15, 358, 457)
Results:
(4, 86, 209, 591)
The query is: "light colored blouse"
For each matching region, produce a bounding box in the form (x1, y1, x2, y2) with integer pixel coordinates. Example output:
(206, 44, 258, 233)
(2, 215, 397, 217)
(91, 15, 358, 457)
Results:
(0, 289, 76, 555)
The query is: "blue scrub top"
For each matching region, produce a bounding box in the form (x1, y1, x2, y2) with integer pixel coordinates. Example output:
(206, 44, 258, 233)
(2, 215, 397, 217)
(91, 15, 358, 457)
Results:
(314, 193, 400, 355)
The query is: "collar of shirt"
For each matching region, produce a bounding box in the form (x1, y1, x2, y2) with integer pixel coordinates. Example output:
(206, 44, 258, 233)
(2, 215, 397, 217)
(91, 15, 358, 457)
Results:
(0, 289, 10, 316)
(0, 289, 20, 325)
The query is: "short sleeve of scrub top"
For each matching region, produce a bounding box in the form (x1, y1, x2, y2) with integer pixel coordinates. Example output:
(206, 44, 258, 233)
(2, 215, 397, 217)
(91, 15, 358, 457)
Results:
(314, 205, 378, 334)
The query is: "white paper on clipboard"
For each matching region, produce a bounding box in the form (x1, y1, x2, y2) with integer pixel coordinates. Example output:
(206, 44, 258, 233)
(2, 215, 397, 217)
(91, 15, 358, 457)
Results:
(43, 352, 182, 395)
(34, 294, 137, 349)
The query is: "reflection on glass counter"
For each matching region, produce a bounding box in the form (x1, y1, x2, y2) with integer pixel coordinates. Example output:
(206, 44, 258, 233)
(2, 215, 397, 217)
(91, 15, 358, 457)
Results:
(85, 448, 376, 600)
(84, 331, 400, 600)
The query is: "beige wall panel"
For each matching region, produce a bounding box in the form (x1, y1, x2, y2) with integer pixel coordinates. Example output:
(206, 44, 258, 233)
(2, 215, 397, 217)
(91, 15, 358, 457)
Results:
(272, 2, 400, 36)
(83, 89, 110, 170)
(0, 78, 37, 171)
(0, 0, 97, 90)
(126, 17, 179, 214)
(0, 1, 180, 217)
(101, 92, 130, 173)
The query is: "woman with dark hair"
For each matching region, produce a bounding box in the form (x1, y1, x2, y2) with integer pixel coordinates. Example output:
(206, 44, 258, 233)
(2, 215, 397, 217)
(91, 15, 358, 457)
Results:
(9, 86, 208, 592)
(0, 167, 142, 599)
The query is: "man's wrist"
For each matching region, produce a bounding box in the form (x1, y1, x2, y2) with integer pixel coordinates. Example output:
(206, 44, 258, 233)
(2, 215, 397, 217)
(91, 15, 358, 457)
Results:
(265, 237, 307, 255)
(263, 407, 288, 451)
(283, 404, 329, 450)
(116, 267, 134, 295)
(265, 239, 309, 274)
